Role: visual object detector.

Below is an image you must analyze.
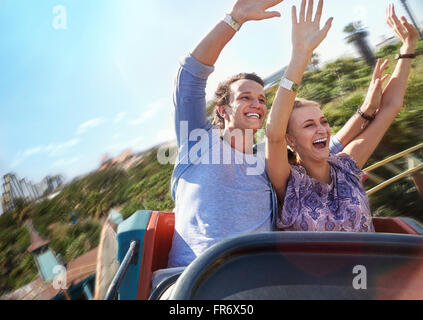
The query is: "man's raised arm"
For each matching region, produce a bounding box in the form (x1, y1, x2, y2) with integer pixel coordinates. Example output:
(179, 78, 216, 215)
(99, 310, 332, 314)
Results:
(173, 0, 283, 147)
(191, 0, 282, 66)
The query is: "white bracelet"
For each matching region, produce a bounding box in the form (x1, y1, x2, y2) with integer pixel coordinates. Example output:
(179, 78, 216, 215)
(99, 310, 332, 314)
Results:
(279, 77, 299, 92)
(223, 14, 241, 32)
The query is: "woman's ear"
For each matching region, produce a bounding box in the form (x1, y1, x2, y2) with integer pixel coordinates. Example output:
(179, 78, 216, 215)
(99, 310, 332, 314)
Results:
(285, 133, 295, 149)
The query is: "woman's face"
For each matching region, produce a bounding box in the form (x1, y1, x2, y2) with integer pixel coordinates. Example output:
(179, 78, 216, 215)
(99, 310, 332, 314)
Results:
(286, 105, 331, 163)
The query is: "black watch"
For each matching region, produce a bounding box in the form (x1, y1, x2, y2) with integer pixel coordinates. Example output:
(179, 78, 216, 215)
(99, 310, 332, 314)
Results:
(395, 53, 416, 60)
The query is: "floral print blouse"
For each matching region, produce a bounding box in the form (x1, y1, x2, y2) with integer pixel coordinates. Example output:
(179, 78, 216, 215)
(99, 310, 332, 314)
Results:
(277, 153, 375, 232)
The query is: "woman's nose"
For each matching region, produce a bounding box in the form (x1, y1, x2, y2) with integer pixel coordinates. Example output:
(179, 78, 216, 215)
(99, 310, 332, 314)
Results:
(316, 123, 326, 132)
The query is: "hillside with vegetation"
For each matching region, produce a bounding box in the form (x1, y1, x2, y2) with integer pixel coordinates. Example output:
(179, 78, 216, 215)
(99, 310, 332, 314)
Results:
(1, 40, 422, 296)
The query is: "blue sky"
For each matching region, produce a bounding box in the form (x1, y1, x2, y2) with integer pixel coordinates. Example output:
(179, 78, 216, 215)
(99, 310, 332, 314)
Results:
(1, 0, 422, 196)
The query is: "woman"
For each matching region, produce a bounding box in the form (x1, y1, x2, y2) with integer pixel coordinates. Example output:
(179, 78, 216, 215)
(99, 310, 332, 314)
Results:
(265, 1, 418, 231)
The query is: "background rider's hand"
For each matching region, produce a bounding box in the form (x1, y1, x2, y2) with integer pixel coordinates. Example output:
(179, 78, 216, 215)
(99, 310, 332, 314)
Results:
(386, 3, 418, 54)
(361, 59, 390, 115)
(291, 0, 333, 57)
(229, 0, 284, 25)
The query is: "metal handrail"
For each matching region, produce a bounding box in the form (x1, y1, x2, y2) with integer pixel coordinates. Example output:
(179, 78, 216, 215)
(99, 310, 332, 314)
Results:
(366, 163, 423, 196)
(363, 143, 423, 172)
(363, 143, 423, 196)
(105, 240, 140, 300)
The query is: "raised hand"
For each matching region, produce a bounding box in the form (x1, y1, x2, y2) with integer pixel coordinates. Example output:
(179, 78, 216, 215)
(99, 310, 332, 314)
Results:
(361, 59, 390, 115)
(291, 0, 333, 56)
(230, 0, 284, 25)
(386, 4, 418, 53)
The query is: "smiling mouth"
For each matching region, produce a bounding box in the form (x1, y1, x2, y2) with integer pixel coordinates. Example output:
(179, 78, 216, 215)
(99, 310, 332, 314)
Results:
(245, 112, 261, 120)
(312, 137, 328, 149)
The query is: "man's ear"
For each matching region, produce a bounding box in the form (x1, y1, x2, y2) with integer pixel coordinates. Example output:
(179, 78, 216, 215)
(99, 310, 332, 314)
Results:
(218, 105, 229, 121)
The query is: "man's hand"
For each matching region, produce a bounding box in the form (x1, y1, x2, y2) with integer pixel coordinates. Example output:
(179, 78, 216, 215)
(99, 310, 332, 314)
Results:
(291, 0, 332, 57)
(229, 0, 283, 25)
(361, 59, 390, 115)
(386, 3, 418, 54)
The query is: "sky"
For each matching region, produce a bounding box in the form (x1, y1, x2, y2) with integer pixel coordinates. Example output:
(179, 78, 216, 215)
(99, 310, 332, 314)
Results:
(1, 0, 422, 202)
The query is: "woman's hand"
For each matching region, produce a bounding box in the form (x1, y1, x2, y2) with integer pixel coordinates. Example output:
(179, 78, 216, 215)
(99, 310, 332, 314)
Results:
(229, 0, 284, 25)
(291, 0, 333, 57)
(386, 4, 418, 54)
(361, 59, 390, 115)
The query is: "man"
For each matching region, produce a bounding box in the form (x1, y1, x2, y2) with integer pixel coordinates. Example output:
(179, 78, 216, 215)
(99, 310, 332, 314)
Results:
(168, 0, 381, 267)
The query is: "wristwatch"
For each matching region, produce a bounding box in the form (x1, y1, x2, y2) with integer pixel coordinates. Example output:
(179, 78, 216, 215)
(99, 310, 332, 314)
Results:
(279, 77, 299, 92)
(223, 14, 241, 32)
(394, 53, 416, 60)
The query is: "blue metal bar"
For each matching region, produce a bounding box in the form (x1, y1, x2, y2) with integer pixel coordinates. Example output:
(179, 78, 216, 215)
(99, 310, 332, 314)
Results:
(82, 282, 93, 300)
(105, 240, 140, 300)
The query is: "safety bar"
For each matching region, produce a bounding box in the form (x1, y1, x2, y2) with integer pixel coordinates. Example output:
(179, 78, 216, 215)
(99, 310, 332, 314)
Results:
(366, 163, 423, 195)
(105, 240, 140, 300)
(364, 143, 423, 172)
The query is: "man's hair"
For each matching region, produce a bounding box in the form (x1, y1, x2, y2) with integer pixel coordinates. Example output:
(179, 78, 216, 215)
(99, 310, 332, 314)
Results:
(212, 73, 264, 129)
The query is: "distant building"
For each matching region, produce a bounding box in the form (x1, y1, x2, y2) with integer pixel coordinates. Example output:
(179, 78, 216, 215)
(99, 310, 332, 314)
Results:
(263, 66, 288, 91)
(99, 149, 135, 171)
(375, 35, 399, 52)
(1, 173, 64, 214)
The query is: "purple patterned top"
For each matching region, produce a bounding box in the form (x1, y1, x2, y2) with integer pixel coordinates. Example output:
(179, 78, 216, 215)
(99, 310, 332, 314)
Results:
(277, 153, 374, 232)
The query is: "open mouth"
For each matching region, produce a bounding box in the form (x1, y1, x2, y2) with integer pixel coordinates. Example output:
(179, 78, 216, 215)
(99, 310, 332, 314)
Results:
(312, 137, 328, 150)
(245, 112, 261, 120)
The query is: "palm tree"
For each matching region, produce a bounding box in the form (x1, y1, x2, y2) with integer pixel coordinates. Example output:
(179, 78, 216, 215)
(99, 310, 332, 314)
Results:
(344, 22, 376, 67)
(310, 53, 320, 71)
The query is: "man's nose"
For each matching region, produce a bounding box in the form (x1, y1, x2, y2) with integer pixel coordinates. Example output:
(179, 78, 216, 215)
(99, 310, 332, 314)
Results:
(250, 98, 263, 108)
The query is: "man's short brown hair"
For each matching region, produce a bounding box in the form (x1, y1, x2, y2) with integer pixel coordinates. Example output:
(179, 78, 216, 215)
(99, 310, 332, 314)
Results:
(212, 73, 264, 129)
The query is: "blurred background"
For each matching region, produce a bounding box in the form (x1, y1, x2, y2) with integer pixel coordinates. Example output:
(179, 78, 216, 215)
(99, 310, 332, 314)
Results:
(0, 0, 422, 299)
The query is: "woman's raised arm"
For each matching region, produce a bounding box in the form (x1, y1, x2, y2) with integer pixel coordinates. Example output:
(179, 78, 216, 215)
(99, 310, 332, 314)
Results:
(265, 0, 332, 199)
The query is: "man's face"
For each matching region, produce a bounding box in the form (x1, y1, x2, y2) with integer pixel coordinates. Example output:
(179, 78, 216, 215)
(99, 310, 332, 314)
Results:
(222, 79, 267, 132)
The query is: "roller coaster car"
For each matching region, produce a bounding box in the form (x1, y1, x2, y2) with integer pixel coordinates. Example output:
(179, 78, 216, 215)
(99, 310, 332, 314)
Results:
(99, 210, 423, 300)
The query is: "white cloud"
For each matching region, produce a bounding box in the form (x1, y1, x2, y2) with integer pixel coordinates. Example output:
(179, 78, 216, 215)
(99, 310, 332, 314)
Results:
(11, 138, 80, 169)
(130, 109, 158, 125)
(46, 138, 80, 156)
(130, 97, 170, 125)
(77, 118, 105, 135)
(114, 112, 127, 124)
(52, 156, 80, 168)
(23, 146, 43, 157)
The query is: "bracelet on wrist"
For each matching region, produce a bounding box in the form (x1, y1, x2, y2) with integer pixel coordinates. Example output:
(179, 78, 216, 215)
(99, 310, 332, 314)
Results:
(279, 77, 299, 92)
(357, 106, 376, 121)
(395, 53, 416, 60)
(223, 14, 241, 32)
